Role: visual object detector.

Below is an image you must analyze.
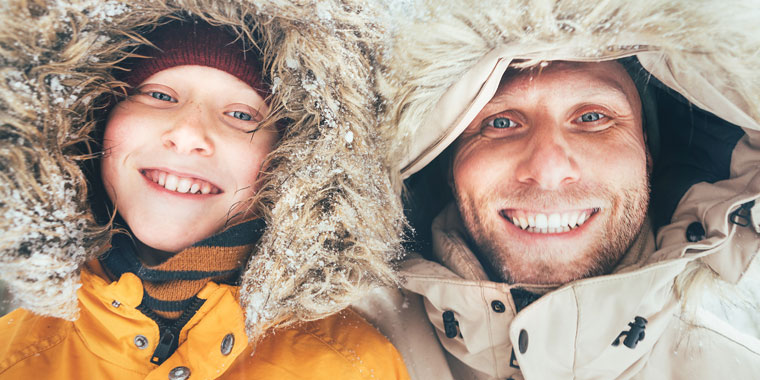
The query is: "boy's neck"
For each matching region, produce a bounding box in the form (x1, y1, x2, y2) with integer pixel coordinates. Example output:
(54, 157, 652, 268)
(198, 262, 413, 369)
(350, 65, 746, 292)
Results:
(134, 240, 176, 266)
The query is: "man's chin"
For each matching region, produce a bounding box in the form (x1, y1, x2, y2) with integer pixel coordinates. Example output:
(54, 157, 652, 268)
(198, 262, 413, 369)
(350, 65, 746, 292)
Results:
(482, 244, 607, 284)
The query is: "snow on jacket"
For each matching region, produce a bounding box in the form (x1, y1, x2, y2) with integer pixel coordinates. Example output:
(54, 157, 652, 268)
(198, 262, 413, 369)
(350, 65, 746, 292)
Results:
(0, 260, 410, 379)
(0, 0, 405, 340)
(356, 0, 760, 379)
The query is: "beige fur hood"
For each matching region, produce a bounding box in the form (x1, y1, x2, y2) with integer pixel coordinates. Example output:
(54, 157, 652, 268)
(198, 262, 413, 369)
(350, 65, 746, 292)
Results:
(382, 0, 760, 283)
(0, 0, 404, 340)
(362, 1, 760, 378)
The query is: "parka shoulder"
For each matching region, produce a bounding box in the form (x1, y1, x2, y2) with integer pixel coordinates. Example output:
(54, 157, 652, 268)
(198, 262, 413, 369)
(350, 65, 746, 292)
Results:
(0, 268, 411, 380)
(244, 308, 410, 380)
(0, 308, 73, 375)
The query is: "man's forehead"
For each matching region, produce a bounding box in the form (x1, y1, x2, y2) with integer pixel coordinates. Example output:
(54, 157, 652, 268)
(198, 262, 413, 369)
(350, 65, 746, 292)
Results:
(492, 60, 638, 104)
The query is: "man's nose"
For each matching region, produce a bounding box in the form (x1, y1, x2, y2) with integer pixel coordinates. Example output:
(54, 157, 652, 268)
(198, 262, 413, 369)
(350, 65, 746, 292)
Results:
(514, 128, 580, 190)
(161, 104, 214, 156)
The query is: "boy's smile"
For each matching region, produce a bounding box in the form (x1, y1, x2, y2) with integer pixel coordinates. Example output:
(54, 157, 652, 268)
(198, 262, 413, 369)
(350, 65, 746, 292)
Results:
(141, 168, 222, 195)
(102, 65, 278, 261)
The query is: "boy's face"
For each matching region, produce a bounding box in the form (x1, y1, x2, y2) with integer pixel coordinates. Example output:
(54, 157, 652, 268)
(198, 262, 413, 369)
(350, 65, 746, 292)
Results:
(102, 65, 278, 254)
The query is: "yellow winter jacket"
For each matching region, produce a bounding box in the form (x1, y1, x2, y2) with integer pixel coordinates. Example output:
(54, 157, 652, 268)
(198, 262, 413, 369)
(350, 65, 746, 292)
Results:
(0, 262, 410, 380)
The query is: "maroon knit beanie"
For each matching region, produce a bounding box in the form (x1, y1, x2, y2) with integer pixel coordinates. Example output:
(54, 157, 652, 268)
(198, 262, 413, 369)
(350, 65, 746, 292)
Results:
(119, 20, 269, 100)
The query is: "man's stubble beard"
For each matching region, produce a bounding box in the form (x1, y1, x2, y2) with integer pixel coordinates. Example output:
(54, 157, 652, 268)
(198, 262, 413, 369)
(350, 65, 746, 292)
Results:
(453, 179, 650, 285)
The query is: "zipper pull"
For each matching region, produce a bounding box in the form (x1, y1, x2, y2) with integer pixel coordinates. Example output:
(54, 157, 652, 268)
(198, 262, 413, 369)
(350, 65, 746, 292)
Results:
(151, 329, 175, 365)
(729, 200, 755, 227)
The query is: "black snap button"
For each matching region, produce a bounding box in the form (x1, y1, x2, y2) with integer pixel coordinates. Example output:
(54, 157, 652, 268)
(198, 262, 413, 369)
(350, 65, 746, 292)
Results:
(491, 300, 506, 313)
(518, 329, 528, 354)
(220, 333, 235, 356)
(133, 335, 148, 350)
(442, 311, 459, 339)
(168, 366, 191, 380)
(686, 222, 705, 242)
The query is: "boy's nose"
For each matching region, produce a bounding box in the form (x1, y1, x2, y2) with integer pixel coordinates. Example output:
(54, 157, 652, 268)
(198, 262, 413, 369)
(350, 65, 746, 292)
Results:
(514, 127, 580, 190)
(161, 105, 214, 156)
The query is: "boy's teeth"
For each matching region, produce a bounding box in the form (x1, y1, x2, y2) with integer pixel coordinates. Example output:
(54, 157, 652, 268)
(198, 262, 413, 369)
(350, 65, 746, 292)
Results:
(164, 174, 179, 191)
(145, 169, 218, 195)
(176, 177, 192, 193)
(505, 209, 597, 234)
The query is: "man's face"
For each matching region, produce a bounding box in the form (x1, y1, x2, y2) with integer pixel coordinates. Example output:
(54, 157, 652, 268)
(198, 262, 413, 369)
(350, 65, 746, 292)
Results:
(451, 61, 649, 285)
(102, 65, 279, 256)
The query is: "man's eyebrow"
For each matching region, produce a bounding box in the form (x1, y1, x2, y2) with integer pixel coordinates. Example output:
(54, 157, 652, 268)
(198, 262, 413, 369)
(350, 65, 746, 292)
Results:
(491, 76, 634, 106)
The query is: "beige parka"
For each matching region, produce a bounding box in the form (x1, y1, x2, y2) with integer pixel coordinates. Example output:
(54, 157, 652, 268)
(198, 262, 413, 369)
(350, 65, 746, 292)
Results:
(356, 0, 760, 379)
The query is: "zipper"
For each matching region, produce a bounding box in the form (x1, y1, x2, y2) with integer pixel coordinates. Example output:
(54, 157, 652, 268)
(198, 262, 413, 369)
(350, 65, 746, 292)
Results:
(136, 297, 206, 365)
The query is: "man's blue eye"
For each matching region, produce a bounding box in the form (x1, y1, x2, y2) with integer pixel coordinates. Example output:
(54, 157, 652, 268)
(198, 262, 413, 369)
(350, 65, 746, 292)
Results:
(149, 91, 175, 102)
(228, 111, 253, 121)
(579, 112, 604, 122)
(489, 117, 517, 129)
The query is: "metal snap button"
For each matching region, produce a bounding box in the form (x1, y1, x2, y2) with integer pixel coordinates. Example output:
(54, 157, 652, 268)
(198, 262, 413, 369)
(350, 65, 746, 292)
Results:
(686, 222, 705, 242)
(491, 300, 506, 313)
(220, 333, 235, 356)
(134, 335, 148, 350)
(111, 300, 121, 308)
(168, 366, 191, 380)
(518, 329, 528, 354)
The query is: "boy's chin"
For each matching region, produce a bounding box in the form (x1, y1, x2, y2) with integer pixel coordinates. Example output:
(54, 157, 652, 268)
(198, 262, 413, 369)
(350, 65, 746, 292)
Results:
(131, 224, 219, 256)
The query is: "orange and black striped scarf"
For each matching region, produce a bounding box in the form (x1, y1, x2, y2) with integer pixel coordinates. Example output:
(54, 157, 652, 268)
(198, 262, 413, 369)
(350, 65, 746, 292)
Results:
(99, 219, 265, 320)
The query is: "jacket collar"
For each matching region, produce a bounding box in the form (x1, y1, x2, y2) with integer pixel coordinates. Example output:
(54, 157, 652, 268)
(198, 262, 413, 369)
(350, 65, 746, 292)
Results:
(400, 203, 692, 379)
(74, 263, 249, 378)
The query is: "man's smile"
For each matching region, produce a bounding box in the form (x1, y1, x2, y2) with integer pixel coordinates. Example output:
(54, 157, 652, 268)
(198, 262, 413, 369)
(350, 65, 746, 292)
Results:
(499, 208, 600, 234)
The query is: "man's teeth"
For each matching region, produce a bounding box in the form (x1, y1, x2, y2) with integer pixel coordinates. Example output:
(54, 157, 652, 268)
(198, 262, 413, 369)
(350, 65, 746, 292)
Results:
(504, 210, 598, 234)
(144, 169, 219, 195)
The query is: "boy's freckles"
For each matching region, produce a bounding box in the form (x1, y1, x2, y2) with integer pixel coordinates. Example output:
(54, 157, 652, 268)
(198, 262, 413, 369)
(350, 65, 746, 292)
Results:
(101, 65, 278, 258)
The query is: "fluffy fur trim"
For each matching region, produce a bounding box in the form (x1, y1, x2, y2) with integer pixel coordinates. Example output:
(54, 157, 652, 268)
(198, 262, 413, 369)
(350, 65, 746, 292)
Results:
(382, 0, 760, 171)
(379, 0, 760, 325)
(0, 0, 404, 341)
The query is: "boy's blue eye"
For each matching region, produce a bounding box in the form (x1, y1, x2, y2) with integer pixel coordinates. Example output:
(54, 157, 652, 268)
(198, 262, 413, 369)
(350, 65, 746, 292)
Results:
(149, 91, 176, 102)
(488, 117, 518, 129)
(579, 112, 604, 122)
(227, 111, 253, 121)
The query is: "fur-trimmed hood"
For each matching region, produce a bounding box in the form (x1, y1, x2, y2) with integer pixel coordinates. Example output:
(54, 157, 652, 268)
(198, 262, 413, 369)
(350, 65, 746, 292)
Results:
(369, 0, 760, 378)
(0, 0, 404, 340)
(382, 0, 760, 287)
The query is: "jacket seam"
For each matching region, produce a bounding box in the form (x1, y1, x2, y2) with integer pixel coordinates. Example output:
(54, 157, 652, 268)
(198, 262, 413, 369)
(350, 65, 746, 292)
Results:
(0, 323, 70, 374)
(679, 313, 760, 355)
